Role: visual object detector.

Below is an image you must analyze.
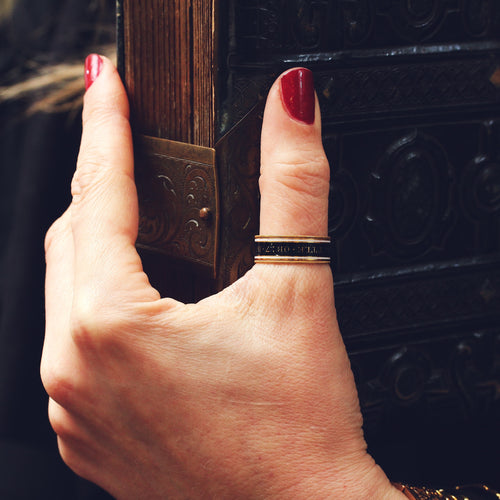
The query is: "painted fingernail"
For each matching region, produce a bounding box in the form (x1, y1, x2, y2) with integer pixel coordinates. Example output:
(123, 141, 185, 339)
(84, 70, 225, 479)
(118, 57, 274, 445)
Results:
(84, 54, 103, 90)
(280, 68, 315, 125)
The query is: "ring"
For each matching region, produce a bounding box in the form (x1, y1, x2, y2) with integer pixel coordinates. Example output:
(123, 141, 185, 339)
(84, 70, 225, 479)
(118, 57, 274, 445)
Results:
(254, 236, 331, 264)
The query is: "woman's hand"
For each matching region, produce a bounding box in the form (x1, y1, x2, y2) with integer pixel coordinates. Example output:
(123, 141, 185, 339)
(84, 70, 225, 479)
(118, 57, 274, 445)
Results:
(41, 56, 404, 499)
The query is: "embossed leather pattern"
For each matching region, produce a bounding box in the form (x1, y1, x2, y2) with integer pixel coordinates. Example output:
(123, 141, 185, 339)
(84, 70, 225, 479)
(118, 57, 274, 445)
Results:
(216, 0, 500, 436)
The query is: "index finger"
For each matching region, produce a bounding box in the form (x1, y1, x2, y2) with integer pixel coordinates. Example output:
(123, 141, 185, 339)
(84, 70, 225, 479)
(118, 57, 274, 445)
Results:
(71, 56, 157, 309)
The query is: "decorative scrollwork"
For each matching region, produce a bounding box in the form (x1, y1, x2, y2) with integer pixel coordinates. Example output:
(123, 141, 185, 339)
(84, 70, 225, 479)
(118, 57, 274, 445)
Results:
(216, 103, 263, 288)
(184, 167, 215, 258)
(137, 173, 180, 247)
(317, 59, 500, 123)
(231, 0, 500, 64)
(135, 136, 218, 272)
(462, 157, 500, 217)
(292, 0, 331, 49)
(461, 122, 500, 222)
(378, 0, 448, 43)
(336, 262, 500, 338)
(462, 0, 492, 36)
(328, 162, 358, 239)
(234, 0, 282, 52)
(381, 348, 432, 406)
(350, 331, 500, 432)
(364, 131, 455, 260)
(340, 0, 374, 46)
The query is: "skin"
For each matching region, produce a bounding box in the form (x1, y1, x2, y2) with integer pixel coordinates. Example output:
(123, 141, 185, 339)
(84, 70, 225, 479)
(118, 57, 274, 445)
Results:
(41, 57, 406, 499)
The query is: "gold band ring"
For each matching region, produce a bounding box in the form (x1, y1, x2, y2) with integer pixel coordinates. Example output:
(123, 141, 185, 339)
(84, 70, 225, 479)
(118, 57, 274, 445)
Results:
(254, 236, 331, 264)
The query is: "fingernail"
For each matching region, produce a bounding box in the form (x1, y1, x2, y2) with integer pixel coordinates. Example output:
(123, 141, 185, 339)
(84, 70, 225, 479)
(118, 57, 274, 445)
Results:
(84, 54, 103, 90)
(280, 68, 315, 125)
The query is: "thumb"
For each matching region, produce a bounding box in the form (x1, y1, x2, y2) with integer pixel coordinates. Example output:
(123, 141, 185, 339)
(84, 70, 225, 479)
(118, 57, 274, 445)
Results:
(259, 68, 329, 237)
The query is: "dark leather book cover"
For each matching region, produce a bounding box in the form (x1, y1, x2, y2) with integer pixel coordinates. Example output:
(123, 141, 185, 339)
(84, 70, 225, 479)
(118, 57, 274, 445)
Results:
(118, 0, 500, 486)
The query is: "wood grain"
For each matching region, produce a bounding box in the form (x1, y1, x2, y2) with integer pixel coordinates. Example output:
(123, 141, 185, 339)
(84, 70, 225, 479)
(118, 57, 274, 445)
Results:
(122, 0, 216, 146)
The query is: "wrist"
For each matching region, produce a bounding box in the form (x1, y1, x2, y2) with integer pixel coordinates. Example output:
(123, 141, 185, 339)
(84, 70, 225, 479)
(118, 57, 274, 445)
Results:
(260, 451, 406, 500)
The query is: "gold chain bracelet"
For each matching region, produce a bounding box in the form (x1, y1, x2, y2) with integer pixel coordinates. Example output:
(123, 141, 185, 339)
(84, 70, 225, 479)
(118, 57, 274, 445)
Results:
(393, 483, 500, 500)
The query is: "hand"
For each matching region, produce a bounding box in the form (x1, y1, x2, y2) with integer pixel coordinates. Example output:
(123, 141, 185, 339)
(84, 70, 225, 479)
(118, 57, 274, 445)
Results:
(41, 56, 404, 499)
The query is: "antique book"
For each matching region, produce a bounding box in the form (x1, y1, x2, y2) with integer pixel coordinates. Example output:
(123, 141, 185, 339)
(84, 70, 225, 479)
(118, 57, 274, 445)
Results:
(117, 0, 264, 301)
(117, 0, 500, 485)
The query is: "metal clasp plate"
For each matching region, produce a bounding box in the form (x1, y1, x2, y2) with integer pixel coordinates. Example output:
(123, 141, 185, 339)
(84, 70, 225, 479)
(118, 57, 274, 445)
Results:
(134, 135, 219, 277)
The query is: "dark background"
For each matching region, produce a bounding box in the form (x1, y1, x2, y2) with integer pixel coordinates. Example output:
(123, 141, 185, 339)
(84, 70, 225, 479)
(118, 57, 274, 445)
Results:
(0, 1, 114, 497)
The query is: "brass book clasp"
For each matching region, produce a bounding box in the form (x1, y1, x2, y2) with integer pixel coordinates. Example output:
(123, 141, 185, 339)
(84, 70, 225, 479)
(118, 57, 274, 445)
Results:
(134, 135, 219, 277)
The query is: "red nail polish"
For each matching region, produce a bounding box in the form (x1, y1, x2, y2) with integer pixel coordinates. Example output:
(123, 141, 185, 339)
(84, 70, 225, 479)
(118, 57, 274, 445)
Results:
(280, 68, 315, 125)
(84, 54, 103, 90)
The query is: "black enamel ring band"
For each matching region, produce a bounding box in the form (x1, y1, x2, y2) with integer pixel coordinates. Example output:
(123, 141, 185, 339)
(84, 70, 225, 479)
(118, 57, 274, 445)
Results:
(254, 236, 331, 264)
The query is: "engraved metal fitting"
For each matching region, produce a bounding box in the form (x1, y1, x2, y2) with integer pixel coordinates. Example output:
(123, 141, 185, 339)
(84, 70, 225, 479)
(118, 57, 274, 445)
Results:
(134, 135, 219, 276)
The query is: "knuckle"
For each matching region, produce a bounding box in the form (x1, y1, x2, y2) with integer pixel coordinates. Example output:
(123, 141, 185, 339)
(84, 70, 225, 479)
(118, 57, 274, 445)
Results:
(70, 292, 132, 354)
(57, 439, 93, 482)
(82, 86, 128, 126)
(70, 157, 102, 201)
(71, 155, 115, 209)
(57, 440, 80, 471)
(41, 361, 77, 410)
(264, 149, 330, 195)
(81, 103, 130, 151)
(72, 109, 130, 203)
(70, 295, 106, 352)
(44, 212, 69, 255)
(39, 354, 52, 391)
(48, 400, 72, 440)
(281, 150, 329, 186)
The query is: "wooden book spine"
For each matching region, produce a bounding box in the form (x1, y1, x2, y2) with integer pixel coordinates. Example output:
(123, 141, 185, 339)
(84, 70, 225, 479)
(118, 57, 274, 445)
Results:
(120, 0, 217, 146)
(118, 0, 222, 302)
